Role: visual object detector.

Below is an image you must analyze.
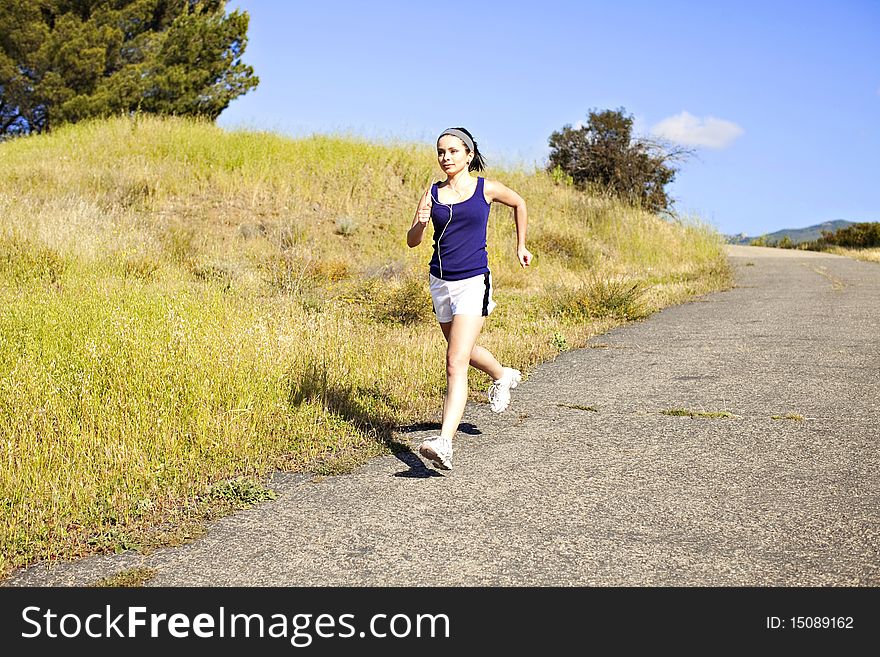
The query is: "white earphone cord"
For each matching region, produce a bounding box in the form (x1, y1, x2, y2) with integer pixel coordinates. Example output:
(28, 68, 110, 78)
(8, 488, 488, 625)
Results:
(428, 148, 475, 277)
(430, 185, 453, 279)
(428, 170, 474, 278)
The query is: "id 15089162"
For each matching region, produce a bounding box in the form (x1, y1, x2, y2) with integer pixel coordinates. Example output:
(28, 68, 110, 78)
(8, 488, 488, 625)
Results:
(766, 616, 854, 630)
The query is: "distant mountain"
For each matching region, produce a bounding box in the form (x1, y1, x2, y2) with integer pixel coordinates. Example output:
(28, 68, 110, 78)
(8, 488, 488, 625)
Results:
(725, 220, 855, 245)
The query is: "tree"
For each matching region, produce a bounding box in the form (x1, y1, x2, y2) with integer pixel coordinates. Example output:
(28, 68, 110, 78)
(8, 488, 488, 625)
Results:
(0, 0, 258, 138)
(547, 107, 690, 214)
(818, 222, 880, 249)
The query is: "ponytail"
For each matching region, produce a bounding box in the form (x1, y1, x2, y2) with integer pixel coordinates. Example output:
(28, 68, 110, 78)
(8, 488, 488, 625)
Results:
(456, 126, 486, 172)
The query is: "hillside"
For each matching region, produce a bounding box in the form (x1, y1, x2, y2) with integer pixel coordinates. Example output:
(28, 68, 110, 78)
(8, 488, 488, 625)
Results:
(726, 220, 854, 245)
(0, 115, 730, 576)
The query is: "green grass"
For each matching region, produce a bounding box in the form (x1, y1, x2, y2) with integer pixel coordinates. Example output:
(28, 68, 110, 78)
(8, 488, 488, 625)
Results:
(771, 413, 804, 421)
(557, 404, 599, 412)
(92, 567, 157, 587)
(0, 115, 732, 577)
(661, 408, 735, 419)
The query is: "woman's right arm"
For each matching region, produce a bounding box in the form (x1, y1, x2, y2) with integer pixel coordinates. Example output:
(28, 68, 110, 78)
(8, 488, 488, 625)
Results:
(407, 187, 432, 248)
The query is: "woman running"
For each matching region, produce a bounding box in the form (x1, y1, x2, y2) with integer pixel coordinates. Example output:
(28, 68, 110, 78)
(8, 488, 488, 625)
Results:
(407, 127, 532, 470)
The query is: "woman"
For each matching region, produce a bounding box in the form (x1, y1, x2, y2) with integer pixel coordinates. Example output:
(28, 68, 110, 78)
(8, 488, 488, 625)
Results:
(407, 127, 532, 470)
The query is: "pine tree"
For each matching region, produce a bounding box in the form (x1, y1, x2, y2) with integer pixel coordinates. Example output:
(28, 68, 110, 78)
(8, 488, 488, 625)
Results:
(0, 0, 258, 137)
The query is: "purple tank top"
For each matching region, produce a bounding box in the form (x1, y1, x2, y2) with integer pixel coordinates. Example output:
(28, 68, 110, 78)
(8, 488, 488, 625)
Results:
(428, 177, 491, 281)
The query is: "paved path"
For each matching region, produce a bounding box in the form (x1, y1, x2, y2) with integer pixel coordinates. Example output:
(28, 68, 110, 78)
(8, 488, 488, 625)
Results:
(5, 245, 879, 586)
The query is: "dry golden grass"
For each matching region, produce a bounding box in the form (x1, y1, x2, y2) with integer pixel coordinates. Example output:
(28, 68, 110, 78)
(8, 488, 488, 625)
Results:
(0, 115, 731, 576)
(825, 246, 880, 264)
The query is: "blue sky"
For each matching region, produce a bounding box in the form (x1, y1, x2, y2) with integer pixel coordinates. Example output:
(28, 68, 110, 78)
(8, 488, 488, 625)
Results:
(218, 0, 879, 237)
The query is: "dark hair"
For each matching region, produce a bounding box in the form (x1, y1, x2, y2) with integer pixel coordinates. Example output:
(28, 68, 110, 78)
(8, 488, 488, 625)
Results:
(443, 126, 487, 172)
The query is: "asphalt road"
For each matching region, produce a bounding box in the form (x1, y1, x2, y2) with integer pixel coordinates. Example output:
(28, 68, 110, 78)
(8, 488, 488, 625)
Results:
(5, 245, 878, 586)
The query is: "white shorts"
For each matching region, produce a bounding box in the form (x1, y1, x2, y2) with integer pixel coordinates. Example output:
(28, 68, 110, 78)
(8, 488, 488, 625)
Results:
(429, 272, 497, 323)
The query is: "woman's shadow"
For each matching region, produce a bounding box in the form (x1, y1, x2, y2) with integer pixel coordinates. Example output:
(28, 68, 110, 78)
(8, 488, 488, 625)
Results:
(391, 422, 482, 478)
(285, 366, 481, 479)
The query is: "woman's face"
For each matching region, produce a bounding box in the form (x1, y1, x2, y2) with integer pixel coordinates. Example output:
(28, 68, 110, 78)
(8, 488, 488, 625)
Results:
(437, 135, 470, 176)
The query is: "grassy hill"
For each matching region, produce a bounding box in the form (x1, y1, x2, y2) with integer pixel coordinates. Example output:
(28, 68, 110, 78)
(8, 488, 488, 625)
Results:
(0, 115, 730, 577)
(726, 220, 854, 245)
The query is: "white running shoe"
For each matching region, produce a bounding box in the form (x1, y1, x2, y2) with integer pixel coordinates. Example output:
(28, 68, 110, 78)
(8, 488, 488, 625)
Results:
(418, 436, 453, 470)
(488, 367, 521, 413)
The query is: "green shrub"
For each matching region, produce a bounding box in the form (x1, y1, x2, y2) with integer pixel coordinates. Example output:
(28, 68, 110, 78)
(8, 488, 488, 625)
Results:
(335, 217, 359, 236)
(531, 229, 596, 267)
(545, 277, 648, 321)
(552, 331, 569, 352)
(372, 276, 432, 325)
(208, 477, 277, 508)
(819, 222, 880, 249)
(0, 235, 68, 286)
(123, 254, 162, 280)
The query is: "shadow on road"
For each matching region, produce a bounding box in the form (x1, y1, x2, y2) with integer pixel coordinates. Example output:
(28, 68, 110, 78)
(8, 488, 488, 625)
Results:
(390, 422, 483, 477)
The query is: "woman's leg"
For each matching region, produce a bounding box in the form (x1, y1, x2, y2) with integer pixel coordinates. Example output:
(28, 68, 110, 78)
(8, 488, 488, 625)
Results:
(439, 321, 504, 381)
(438, 314, 489, 440)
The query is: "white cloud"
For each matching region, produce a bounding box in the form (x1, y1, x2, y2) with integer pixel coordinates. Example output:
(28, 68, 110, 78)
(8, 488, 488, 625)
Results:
(650, 111, 744, 149)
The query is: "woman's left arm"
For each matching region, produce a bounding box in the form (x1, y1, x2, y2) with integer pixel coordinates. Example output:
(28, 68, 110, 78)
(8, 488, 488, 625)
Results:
(485, 179, 533, 268)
